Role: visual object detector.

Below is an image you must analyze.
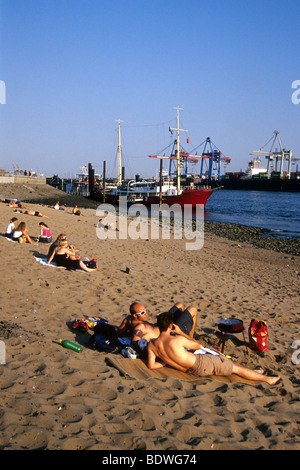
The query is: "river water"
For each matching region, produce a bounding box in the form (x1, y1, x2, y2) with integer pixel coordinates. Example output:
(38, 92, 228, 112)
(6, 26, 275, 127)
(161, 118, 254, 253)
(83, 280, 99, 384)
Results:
(204, 190, 300, 239)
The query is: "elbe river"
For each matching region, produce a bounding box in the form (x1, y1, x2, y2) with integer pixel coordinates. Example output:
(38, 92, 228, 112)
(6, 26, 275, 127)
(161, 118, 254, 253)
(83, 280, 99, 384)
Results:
(205, 190, 300, 239)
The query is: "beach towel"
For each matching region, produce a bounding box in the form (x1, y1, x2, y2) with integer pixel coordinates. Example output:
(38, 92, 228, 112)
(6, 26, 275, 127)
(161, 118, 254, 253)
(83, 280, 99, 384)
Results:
(107, 357, 263, 385)
(34, 256, 84, 272)
(34, 256, 65, 268)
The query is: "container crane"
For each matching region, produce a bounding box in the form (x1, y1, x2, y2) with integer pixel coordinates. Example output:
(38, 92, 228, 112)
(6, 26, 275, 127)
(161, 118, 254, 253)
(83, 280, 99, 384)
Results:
(250, 131, 300, 178)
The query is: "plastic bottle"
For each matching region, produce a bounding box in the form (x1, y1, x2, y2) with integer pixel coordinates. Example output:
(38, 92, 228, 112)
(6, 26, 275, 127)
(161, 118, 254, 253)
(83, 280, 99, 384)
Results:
(59, 339, 82, 352)
(0, 340, 6, 364)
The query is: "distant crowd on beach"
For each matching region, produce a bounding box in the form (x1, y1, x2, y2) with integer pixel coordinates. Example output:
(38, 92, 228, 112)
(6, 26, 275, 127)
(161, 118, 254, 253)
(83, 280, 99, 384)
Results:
(2, 198, 97, 273)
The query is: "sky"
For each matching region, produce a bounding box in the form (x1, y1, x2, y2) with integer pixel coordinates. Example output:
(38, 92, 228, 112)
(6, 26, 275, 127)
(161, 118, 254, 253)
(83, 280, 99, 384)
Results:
(1, 0, 300, 179)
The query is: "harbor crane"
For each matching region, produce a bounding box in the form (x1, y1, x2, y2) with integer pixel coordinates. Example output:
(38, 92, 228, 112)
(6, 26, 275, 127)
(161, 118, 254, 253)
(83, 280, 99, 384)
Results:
(187, 137, 231, 181)
(250, 131, 300, 178)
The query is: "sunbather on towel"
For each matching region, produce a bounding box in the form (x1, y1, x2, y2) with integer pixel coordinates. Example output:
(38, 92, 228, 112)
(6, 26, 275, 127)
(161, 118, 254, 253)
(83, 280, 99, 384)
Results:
(147, 311, 281, 385)
(47, 240, 99, 273)
(116, 301, 198, 357)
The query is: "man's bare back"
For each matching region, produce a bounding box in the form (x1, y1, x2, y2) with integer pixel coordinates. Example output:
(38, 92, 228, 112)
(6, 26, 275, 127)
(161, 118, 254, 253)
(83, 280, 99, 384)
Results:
(148, 312, 281, 385)
(148, 328, 201, 371)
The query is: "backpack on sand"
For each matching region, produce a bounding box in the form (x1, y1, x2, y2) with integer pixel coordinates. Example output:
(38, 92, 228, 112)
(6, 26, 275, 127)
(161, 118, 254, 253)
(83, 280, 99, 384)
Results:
(89, 322, 121, 353)
(248, 319, 268, 352)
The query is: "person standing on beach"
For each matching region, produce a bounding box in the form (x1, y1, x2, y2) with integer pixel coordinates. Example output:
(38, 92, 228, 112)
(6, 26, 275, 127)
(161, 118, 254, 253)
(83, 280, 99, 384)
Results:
(147, 311, 281, 385)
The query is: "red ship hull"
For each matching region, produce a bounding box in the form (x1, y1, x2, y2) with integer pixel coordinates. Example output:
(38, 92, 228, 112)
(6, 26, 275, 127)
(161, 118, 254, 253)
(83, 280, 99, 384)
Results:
(100, 188, 213, 208)
(142, 188, 213, 207)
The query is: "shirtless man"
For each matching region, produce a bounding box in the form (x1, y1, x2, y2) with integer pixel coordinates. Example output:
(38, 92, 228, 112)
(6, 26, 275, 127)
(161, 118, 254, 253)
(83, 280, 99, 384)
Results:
(116, 302, 156, 338)
(147, 311, 281, 386)
(25, 210, 49, 218)
(116, 301, 198, 356)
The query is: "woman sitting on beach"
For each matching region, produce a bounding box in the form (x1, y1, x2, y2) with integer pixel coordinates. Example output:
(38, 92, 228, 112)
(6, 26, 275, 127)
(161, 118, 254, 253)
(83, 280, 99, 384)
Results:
(25, 210, 49, 218)
(38, 222, 52, 243)
(47, 233, 67, 261)
(47, 240, 99, 272)
(12, 222, 35, 244)
(5, 217, 18, 238)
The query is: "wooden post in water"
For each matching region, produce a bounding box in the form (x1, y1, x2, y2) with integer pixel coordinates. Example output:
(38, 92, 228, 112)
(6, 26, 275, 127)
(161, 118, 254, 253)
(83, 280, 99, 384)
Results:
(103, 161, 106, 203)
(159, 158, 163, 206)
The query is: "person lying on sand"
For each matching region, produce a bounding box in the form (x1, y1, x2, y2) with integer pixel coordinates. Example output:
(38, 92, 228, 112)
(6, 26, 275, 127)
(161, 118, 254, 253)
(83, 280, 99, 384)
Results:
(117, 302, 198, 356)
(147, 311, 281, 385)
(9, 201, 26, 209)
(47, 240, 99, 273)
(51, 202, 65, 210)
(24, 210, 49, 218)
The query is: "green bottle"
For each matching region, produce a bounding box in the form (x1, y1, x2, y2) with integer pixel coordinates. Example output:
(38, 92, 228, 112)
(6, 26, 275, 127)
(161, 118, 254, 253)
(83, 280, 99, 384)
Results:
(59, 339, 82, 352)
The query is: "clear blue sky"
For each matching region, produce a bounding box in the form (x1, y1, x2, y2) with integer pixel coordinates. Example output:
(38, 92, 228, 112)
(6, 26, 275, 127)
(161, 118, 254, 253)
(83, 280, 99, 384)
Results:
(1, 0, 299, 178)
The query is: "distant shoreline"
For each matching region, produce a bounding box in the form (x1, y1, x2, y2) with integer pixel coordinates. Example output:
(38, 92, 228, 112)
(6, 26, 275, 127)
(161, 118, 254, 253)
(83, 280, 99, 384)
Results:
(203, 221, 300, 256)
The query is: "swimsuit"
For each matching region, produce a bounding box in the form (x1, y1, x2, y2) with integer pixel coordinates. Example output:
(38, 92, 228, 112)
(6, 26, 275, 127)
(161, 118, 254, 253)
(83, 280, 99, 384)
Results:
(169, 305, 194, 335)
(54, 253, 81, 270)
(187, 353, 233, 377)
(12, 230, 23, 241)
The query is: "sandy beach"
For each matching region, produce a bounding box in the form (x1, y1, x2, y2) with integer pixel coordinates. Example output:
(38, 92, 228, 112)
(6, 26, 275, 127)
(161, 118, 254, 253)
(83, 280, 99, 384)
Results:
(0, 184, 299, 451)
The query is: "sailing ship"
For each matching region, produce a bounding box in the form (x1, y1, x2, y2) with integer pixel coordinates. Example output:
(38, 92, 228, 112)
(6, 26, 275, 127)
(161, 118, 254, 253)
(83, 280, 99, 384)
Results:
(97, 108, 216, 208)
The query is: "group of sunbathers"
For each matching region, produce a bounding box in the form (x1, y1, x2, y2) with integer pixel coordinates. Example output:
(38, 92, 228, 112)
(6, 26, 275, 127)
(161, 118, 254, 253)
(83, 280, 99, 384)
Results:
(5, 216, 52, 244)
(3, 198, 280, 384)
(5, 211, 98, 273)
(116, 301, 281, 385)
(46, 233, 99, 272)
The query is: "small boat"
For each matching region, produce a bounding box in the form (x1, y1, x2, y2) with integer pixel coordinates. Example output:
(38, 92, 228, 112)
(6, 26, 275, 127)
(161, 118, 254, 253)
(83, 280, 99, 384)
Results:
(97, 108, 216, 208)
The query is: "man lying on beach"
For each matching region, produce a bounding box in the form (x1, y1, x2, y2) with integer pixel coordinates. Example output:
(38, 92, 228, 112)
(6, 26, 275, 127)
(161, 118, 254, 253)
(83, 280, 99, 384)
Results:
(116, 301, 198, 356)
(147, 311, 281, 385)
(24, 210, 49, 218)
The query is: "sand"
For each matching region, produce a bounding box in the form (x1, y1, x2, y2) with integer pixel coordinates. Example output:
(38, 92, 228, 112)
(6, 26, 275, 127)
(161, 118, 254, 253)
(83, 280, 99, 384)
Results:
(0, 187, 299, 451)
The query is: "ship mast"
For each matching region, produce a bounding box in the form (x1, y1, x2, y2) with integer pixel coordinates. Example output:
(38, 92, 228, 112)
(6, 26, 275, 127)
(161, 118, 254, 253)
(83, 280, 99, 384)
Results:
(116, 119, 123, 186)
(170, 106, 188, 194)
